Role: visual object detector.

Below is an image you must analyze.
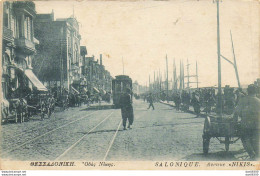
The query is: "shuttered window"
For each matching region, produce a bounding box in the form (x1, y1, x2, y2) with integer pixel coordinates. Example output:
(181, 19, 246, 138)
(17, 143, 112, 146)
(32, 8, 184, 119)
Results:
(24, 16, 32, 40)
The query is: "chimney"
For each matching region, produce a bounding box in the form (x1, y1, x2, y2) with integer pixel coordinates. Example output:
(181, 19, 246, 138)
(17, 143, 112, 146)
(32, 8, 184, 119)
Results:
(100, 54, 102, 66)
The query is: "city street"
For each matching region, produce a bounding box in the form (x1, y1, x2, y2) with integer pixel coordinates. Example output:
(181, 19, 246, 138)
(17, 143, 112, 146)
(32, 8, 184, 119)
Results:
(1, 99, 248, 161)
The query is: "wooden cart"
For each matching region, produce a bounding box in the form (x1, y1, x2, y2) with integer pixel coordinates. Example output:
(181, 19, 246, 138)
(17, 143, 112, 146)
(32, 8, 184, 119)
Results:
(202, 115, 241, 154)
(27, 93, 51, 120)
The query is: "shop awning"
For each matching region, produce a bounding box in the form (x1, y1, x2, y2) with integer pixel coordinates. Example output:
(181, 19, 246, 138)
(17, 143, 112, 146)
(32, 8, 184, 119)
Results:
(93, 87, 100, 93)
(71, 86, 80, 94)
(24, 69, 48, 92)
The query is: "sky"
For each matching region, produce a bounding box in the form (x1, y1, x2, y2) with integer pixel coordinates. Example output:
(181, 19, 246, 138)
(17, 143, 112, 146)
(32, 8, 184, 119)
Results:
(35, 0, 259, 87)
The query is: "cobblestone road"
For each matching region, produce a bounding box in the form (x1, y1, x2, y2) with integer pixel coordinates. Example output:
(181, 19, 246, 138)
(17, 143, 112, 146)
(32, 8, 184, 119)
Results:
(0, 99, 248, 161)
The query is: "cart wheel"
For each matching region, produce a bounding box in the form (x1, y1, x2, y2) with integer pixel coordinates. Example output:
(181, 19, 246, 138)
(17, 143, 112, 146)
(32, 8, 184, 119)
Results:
(225, 137, 230, 152)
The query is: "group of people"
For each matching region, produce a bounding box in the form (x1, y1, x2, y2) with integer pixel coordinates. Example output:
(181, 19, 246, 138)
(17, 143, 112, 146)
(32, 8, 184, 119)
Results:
(170, 86, 248, 117)
(50, 86, 111, 109)
(136, 82, 260, 159)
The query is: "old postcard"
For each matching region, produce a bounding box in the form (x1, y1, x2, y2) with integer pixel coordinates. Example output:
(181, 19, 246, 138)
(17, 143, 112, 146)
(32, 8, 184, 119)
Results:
(0, 0, 259, 171)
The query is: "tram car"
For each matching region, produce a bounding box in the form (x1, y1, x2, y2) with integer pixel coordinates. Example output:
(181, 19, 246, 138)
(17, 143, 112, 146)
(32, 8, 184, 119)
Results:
(112, 75, 132, 108)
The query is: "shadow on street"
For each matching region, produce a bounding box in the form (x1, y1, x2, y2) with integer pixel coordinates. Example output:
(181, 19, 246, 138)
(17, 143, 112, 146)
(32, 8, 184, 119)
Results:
(80, 105, 116, 111)
(77, 129, 125, 135)
(182, 149, 248, 161)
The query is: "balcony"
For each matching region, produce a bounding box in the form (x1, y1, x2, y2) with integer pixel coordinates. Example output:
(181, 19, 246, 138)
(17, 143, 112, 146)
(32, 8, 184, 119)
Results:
(3, 26, 14, 43)
(14, 1, 35, 9)
(15, 38, 36, 54)
(13, 1, 36, 17)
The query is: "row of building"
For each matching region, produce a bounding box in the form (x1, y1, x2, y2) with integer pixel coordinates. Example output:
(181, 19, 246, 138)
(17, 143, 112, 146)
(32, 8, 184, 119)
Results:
(2, 1, 113, 101)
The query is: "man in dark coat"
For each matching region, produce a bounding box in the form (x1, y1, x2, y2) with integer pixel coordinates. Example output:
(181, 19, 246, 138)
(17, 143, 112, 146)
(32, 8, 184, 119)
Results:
(147, 93, 155, 110)
(191, 92, 200, 117)
(173, 92, 181, 111)
(119, 88, 134, 130)
(234, 84, 260, 159)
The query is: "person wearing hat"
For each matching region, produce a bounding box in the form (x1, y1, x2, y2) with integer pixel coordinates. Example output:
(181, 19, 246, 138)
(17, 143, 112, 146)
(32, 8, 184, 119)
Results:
(119, 88, 134, 130)
(147, 93, 155, 110)
(191, 92, 200, 117)
(173, 92, 181, 111)
(234, 84, 260, 159)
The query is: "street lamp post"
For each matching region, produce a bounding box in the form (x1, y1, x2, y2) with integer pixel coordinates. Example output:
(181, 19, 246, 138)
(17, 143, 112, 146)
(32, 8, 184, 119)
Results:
(216, 0, 222, 117)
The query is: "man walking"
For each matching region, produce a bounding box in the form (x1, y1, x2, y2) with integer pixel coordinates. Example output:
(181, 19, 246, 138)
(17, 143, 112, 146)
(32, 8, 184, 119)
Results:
(191, 92, 200, 117)
(147, 93, 155, 110)
(234, 84, 260, 160)
(119, 88, 134, 130)
(173, 92, 181, 111)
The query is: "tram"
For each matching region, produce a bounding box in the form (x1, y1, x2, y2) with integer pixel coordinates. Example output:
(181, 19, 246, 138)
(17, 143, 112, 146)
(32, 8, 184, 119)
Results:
(112, 75, 132, 108)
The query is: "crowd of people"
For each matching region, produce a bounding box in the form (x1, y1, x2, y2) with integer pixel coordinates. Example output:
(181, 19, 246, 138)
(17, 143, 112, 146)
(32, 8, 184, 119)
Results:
(1, 85, 112, 123)
(141, 83, 260, 118)
(139, 80, 260, 159)
(50, 86, 112, 109)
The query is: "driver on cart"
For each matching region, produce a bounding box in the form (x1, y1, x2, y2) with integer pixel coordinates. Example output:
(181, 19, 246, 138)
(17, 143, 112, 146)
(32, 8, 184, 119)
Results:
(234, 84, 260, 160)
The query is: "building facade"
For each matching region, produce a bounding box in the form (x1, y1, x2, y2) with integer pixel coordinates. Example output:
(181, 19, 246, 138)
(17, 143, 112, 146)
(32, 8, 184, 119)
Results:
(33, 12, 81, 92)
(2, 1, 46, 100)
(81, 54, 112, 94)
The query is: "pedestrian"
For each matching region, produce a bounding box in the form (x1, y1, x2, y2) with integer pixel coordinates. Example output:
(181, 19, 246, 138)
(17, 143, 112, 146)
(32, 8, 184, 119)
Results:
(119, 88, 134, 130)
(98, 93, 102, 106)
(224, 88, 235, 115)
(143, 94, 146, 102)
(173, 92, 181, 111)
(147, 93, 155, 110)
(233, 84, 260, 160)
(191, 92, 200, 117)
(235, 88, 246, 106)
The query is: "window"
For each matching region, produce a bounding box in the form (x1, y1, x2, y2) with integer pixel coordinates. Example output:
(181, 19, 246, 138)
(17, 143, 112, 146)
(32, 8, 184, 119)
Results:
(2, 53, 11, 75)
(12, 15, 17, 38)
(74, 44, 78, 64)
(4, 10, 9, 28)
(3, 4, 9, 28)
(27, 17, 31, 40)
(115, 82, 121, 93)
(18, 18, 22, 38)
(24, 16, 32, 40)
(24, 19, 28, 38)
(4, 13, 9, 27)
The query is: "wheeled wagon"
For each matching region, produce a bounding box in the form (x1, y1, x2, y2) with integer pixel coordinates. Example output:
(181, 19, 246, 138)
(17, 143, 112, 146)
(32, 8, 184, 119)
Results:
(27, 93, 52, 120)
(202, 115, 241, 154)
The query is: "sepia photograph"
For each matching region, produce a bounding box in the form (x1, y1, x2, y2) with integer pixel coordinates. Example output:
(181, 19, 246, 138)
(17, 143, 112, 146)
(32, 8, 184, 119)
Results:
(0, 0, 259, 171)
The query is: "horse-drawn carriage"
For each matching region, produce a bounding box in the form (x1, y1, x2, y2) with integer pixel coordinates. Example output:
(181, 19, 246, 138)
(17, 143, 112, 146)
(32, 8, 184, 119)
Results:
(27, 92, 54, 120)
(56, 94, 69, 111)
(1, 97, 29, 123)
